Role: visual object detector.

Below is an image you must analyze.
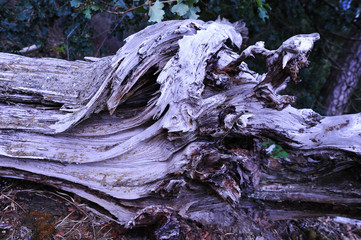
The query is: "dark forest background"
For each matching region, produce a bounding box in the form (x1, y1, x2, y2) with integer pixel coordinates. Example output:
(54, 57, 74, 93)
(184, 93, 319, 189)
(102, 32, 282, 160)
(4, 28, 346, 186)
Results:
(1, 0, 360, 115)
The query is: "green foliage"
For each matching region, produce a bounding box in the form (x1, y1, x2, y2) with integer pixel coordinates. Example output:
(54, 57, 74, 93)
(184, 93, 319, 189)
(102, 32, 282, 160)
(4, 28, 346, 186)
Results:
(258, 0, 360, 111)
(69, 0, 105, 19)
(0, 0, 92, 58)
(70, 0, 81, 7)
(149, 0, 165, 23)
(0, 0, 271, 59)
(67, 0, 203, 23)
(52, 44, 67, 58)
(261, 139, 289, 159)
(171, 2, 189, 16)
(0, 0, 148, 59)
(0, 0, 59, 52)
(2, 0, 360, 113)
(170, 0, 200, 19)
(255, 0, 271, 21)
(199, 0, 270, 22)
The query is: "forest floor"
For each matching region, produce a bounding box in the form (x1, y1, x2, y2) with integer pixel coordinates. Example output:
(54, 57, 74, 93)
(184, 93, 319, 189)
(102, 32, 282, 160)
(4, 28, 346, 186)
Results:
(1, 177, 361, 239)
(0, 178, 127, 240)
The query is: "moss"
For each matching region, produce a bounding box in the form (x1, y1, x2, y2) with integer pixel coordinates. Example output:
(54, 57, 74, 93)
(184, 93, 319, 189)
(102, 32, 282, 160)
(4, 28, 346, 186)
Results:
(28, 211, 55, 240)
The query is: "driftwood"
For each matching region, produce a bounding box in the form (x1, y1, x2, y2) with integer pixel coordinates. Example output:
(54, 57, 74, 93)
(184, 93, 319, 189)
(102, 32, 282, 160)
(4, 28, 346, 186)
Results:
(1, 19, 361, 239)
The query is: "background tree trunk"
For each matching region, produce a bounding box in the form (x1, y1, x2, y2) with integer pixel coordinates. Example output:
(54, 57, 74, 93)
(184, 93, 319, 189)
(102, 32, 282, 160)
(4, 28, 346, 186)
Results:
(1, 20, 361, 239)
(318, 18, 361, 115)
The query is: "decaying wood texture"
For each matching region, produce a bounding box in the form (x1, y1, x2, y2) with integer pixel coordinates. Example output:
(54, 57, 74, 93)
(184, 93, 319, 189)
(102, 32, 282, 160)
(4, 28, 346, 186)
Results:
(1, 19, 361, 239)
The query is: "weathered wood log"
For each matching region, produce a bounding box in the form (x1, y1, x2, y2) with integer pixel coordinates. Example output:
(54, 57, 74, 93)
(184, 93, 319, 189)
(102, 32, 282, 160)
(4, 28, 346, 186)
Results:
(1, 19, 361, 238)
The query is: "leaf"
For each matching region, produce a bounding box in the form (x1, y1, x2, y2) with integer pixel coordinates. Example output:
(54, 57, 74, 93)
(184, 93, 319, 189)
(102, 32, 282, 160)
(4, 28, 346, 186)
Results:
(171, 2, 189, 16)
(255, 0, 263, 7)
(135, 7, 147, 13)
(187, 0, 199, 5)
(254, 0, 270, 21)
(258, 7, 269, 21)
(276, 151, 288, 158)
(149, 0, 165, 23)
(83, 8, 91, 19)
(184, 6, 200, 19)
(90, 5, 99, 11)
(263, 3, 271, 9)
(18, 11, 30, 21)
(70, 0, 81, 8)
(114, 0, 126, 7)
(71, 12, 79, 18)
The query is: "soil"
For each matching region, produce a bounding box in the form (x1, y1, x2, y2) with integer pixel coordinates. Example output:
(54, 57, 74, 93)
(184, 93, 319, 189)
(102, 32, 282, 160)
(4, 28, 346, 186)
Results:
(2, 177, 361, 239)
(0, 178, 123, 240)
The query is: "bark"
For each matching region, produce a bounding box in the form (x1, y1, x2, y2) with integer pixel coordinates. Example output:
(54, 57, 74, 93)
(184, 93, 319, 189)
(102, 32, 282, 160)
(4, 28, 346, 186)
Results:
(318, 18, 361, 115)
(1, 19, 361, 239)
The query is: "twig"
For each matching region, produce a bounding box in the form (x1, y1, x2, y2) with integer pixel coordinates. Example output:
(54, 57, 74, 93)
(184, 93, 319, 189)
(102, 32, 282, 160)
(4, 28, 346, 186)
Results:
(51, 191, 88, 215)
(66, 25, 79, 60)
(321, 47, 343, 71)
(55, 211, 75, 228)
(320, 0, 339, 11)
(1, 193, 25, 212)
(19, 44, 39, 53)
(326, 30, 361, 42)
(63, 216, 88, 237)
(0, 183, 13, 193)
(107, 2, 147, 15)
(95, 14, 126, 57)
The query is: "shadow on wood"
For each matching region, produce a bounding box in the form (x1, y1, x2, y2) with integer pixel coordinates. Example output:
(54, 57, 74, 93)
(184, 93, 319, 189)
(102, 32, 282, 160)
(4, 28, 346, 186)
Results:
(1, 19, 361, 239)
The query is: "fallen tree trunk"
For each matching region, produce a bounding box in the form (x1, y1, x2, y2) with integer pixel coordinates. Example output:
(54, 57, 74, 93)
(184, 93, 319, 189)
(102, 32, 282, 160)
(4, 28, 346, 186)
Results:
(1, 19, 361, 239)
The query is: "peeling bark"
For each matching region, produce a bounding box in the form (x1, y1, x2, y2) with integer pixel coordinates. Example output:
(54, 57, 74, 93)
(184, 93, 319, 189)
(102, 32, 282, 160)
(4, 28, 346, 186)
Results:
(1, 19, 361, 239)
